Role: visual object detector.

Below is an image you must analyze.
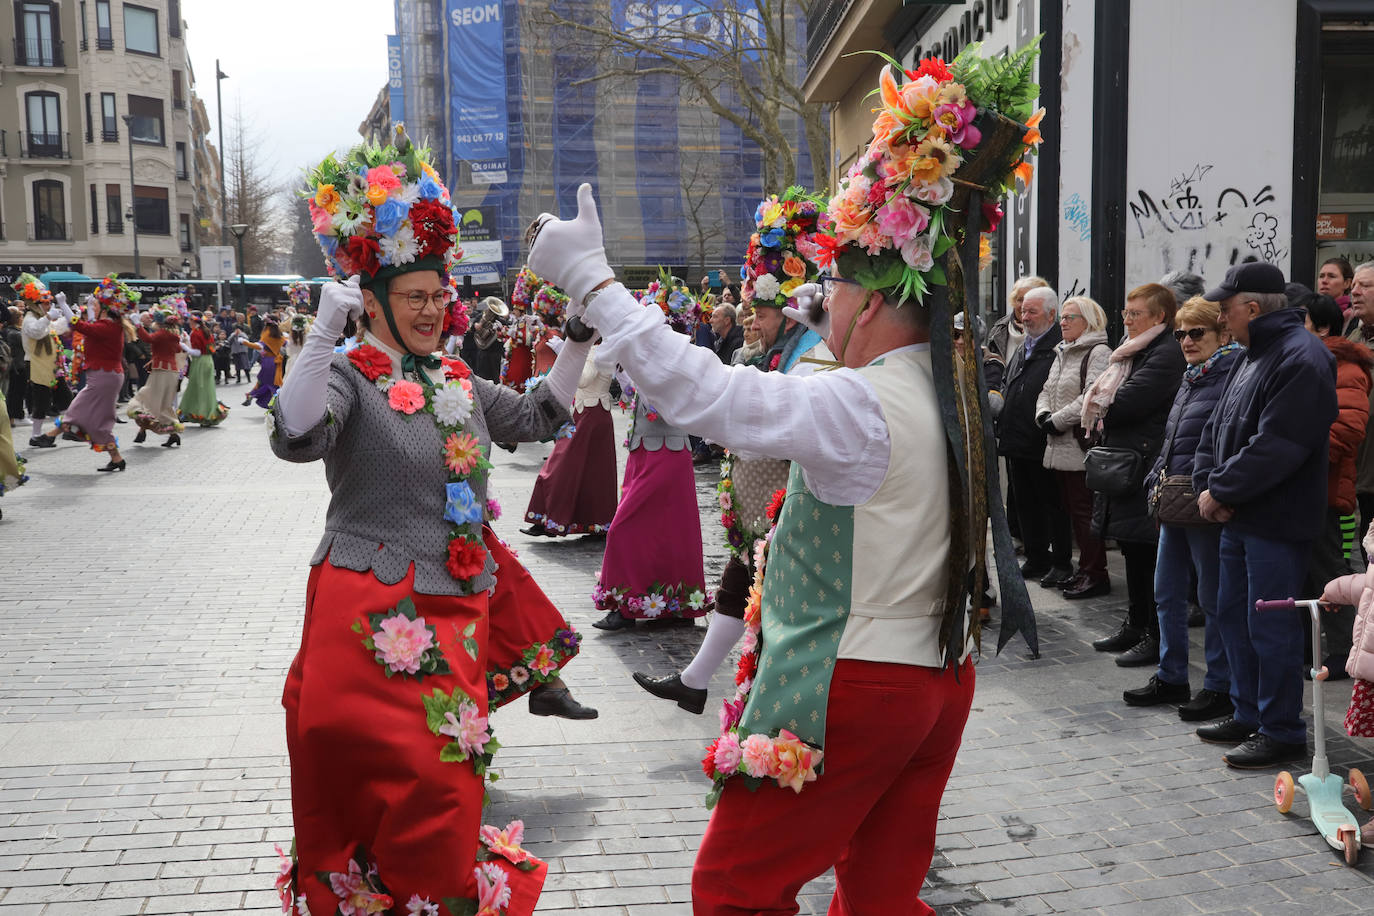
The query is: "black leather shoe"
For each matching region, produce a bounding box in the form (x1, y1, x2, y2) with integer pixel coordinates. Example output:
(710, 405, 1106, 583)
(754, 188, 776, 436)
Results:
(28, 435, 56, 448)
(592, 610, 633, 631)
(133, 429, 147, 444)
(1092, 623, 1142, 653)
(162, 432, 181, 448)
(632, 672, 707, 714)
(520, 523, 548, 537)
(1223, 734, 1307, 770)
(1019, 560, 1051, 580)
(1178, 688, 1233, 722)
(527, 685, 598, 720)
(96, 459, 126, 472)
(1039, 567, 1074, 589)
(1115, 634, 1159, 667)
(1123, 675, 1190, 707)
(1063, 577, 1111, 600)
(1196, 716, 1258, 745)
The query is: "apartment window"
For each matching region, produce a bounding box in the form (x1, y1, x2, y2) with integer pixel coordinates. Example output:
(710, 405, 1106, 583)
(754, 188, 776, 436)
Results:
(127, 94, 163, 145)
(175, 141, 188, 179)
(18, 1, 61, 66)
(79, 1, 88, 49)
(168, 0, 179, 37)
(122, 3, 158, 56)
(84, 92, 93, 142)
(106, 183, 122, 233)
(24, 91, 63, 156)
(171, 69, 184, 108)
(33, 180, 66, 240)
(133, 184, 168, 234)
(89, 183, 99, 234)
(95, 0, 112, 49)
(101, 93, 117, 140)
(178, 213, 191, 250)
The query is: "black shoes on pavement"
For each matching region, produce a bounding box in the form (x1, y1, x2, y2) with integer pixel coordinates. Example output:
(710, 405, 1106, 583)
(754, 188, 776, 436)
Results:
(96, 459, 126, 472)
(632, 672, 707, 714)
(520, 523, 548, 537)
(527, 685, 598, 720)
(592, 610, 633, 631)
(1092, 623, 1143, 654)
(1223, 734, 1307, 770)
(1195, 716, 1256, 745)
(1178, 689, 1232, 722)
(134, 429, 147, 444)
(1063, 577, 1111, 600)
(28, 435, 56, 448)
(1039, 567, 1074, 589)
(1114, 634, 1160, 668)
(1122, 676, 1190, 707)
(162, 433, 181, 448)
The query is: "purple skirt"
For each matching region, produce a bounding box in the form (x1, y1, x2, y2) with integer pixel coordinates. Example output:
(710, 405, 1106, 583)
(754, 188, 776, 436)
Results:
(248, 354, 278, 408)
(594, 445, 709, 619)
(58, 368, 122, 451)
(524, 404, 619, 535)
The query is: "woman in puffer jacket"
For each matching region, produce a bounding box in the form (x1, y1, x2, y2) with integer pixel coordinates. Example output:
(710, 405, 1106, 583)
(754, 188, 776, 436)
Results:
(1035, 296, 1112, 598)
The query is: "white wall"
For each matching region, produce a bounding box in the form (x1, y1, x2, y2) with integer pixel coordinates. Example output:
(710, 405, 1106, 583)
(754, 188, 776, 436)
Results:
(1123, 0, 1296, 290)
(1055, 0, 1094, 300)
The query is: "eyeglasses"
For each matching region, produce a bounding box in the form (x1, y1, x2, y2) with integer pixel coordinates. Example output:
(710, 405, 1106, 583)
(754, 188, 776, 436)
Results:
(1059, 314, 1084, 323)
(389, 289, 455, 312)
(1173, 327, 1211, 342)
(819, 275, 862, 298)
(1121, 309, 1149, 320)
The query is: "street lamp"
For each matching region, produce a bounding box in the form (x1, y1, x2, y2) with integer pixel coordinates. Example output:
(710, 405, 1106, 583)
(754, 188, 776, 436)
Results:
(229, 223, 249, 310)
(181, 257, 192, 278)
(121, 113, 141, 277)
(216, 61, 229, 245)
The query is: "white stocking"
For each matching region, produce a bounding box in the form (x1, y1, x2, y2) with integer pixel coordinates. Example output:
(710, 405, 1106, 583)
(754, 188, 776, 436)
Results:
(680, 614, 746, 690)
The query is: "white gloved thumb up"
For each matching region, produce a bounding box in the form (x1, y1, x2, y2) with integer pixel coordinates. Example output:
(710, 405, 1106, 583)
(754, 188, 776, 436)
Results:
(526, 183, 614, 306)
(781, 282, 829, 340)
(316, 275, 364, 338)
(55, 292, 67, 308)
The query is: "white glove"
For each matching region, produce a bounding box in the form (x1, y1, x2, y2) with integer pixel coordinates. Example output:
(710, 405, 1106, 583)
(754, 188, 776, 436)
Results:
(55, 292, 67, 309)
(46, 306, 61, 321)
(527, 183, 615, 307)
(546, 336, 565, 356)
(85, 297, 98, 321)
(781, 282, 829, 339)
(187, 348, 202, 357)
(316, 275, 364, 339)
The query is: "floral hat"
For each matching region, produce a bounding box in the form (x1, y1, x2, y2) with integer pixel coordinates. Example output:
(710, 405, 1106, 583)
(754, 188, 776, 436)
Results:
(283, 280, 312, 310)
(303, 123, 461, 287)
(13, 272, 52, 307)
(818, 43, 1044, 305)
(511, 267, 570, 323)
(741, 187, 827, 309)
(92, 274, 141, 312)
(639, 271, 702, 335)
(157, 291, 189, 318)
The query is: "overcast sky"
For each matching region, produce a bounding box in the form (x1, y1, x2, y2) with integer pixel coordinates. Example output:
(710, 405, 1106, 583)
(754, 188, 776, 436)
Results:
(184, 0, 396, 188)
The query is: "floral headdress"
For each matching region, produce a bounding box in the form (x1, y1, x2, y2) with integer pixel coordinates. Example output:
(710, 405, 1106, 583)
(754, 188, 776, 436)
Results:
(283, 280, 312, 310)
(819, 42, 1044, 305)
(92, 274, 140, 312)
(511, 267, 570, 323)
(742, 187, 828, 308)
(639, 271, 702, 335)
(303, 123, 462, 284)
(157, 291, 189, 318)
(13, 272, 51, 307)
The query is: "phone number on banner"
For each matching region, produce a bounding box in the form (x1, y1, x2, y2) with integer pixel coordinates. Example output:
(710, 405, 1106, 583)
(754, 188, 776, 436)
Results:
(455, 132, 506, 144)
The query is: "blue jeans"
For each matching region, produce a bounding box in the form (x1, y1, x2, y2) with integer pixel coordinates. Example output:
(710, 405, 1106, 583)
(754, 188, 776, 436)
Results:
(1155, 523, 1229, 692)
(1216, 526, 1308, 745)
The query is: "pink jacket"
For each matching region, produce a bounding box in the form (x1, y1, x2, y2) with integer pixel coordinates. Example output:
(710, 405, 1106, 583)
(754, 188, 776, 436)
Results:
(1321, 534, 1374, 682)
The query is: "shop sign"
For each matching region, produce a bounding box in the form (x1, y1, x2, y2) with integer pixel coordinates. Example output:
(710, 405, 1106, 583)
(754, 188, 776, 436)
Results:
(1, 263, 82, 289)
(911, 0, 1013, 62)
(1317, 213, 1348, 240)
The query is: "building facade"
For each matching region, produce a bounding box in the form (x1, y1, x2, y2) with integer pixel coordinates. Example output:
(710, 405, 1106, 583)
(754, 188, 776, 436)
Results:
(0, 0, 215, 289)
(805, 0, 1374, 333)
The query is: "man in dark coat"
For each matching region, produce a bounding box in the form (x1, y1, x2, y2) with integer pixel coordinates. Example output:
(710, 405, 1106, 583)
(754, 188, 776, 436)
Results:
(710, 304, 743, 365)
(1193, 262, 1338, 770)
(995, 286, 1072, 586)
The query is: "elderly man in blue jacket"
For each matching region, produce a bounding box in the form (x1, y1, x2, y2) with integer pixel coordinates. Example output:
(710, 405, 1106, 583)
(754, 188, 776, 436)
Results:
(1193, 262, 1338, 769)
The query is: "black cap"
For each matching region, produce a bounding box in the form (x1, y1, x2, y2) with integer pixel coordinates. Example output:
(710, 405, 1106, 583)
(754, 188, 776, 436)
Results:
(1203, 262, 1286, 302)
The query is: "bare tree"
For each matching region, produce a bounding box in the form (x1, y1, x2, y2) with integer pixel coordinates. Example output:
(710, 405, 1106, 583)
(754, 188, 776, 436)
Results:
(535, 0, 829, 192)
(224, 100, 288, 274)
(284, 183, 328, 279)
(680, 138, 725, 275)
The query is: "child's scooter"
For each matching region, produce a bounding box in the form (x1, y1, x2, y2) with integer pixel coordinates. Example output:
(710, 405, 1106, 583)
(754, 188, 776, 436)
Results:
(1256, 598, 1372, 865)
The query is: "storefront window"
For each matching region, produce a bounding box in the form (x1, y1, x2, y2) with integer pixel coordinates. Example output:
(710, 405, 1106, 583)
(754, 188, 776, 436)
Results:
(1316, 42, 1374, 277)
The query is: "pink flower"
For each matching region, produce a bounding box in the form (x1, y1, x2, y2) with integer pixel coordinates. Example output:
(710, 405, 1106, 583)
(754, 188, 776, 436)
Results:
(874, 196, 931, 246)
(309, 202, 333, 235)
(741, 733, 779, 778)
(529, 644, 558, 676)
(366, 164, 402, 192)
(274, 844, 293, 912)
(913, 176, 954, 206)
(474, 862, 512, 915)
(439, 701, 491, 757)
(479, 820, 530, 865)
(510, 665, 530, 685)
(388, 379, 426, 414)
(772, 729, 823, 793)
(719, 695, 747, 731)
(713, 732, 743, 774)
(932, 100, 982, 149)
(373, 614, 434, 674)
(900, 235, 935, 272)
(858, 222, 890, 256)
(740, 626, 758, 655)
(327, 860, 393, 915)
(406, 896, 439, 916)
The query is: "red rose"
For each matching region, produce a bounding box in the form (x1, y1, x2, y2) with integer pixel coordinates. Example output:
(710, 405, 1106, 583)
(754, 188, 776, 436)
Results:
(344, 235, 382, 278)
(446, 537, 487, 580)
(765, 488, 787, 522)
(767, 353, 782, 372)
(702, 739, 719, 779)
(441, 356, 472, 380)
(348, 344, 392, 381)
(410, 200, 457, 259)
(735, 651, 757, 686)
(907, 57, 953, 83)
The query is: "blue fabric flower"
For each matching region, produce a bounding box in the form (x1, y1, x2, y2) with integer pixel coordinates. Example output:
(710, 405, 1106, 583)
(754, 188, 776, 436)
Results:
(374, 199, 410, 237)
(318, 234, 338, 255)
(418, 173, 444, 201)
(444, 481, 483, 525)
(760, 227, 785, 248)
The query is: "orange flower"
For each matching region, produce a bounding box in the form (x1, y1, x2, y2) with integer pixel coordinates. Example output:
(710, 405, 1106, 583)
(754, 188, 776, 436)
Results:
(366, 184, 389, 206)
(782, 256, 806, 278)
(907, 136, 961, 185)
(979, 234, 993, 271)
(313, 184, 341, 214)
(743, 584, 763, 626)
(773, 730, 822, 793)
(1022, 107, 1046, 146)
(1014, 158, 1035, 188)
(871, 109, 903, 145)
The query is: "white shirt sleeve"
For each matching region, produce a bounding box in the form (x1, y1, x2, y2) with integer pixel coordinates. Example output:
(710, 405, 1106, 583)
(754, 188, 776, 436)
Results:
(586, 284, 891, 506)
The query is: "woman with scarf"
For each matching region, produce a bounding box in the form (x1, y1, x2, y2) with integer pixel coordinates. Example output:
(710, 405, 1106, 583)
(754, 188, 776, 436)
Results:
(127, 309, 187, 447)
(243, 316, 286, 408)
(15, 274, 72, 448)
(1082, 283, 1186, 666)
(177, 313, 230, 427)
(268, 128, 587, 914)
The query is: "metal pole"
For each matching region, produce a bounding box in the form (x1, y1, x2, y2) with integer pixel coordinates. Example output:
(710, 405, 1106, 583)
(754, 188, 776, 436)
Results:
(216, 60, 228, 246)
(236, 236, 246, 310)
(122, 115, 140, 276)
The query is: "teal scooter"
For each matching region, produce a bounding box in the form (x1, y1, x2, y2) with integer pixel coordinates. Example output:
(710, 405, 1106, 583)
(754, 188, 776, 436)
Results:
(1257, 598, 1371, 865)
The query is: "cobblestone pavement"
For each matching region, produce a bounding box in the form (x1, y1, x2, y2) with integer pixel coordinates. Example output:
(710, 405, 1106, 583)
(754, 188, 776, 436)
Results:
(2, 388, 1373, 914)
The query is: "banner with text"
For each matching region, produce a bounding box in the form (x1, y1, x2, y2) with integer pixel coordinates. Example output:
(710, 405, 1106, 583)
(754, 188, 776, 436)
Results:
(447, 0, 509, 184)
(387, 35, 406, 127)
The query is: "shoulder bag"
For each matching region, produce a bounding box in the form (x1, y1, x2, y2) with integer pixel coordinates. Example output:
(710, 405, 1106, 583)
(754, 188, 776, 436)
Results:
(1083, 444, 1144, 495)
(1070, 350, 1096, 451)
(1147, 420, 1210, 527)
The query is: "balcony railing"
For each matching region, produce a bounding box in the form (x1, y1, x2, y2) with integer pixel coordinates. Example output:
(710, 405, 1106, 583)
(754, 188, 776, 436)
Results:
(101, 127, 119, 142)
(173, 97, 186, 110)
(28, 221, 71, 241)
(14, 36, 65, 67)
(176, 169, 189, 181)
(19, 131, 71, 159)
(0, 130, 7, 159)
(96, 34, 114, 51)
(806, 0, 850, 70)
(107, 218, 125, 235)
(91, 214, 100, 234)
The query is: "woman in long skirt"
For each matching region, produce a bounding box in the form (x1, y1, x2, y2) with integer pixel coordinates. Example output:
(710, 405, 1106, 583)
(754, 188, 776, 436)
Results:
(178, 314, 229, 426)
(244, 317, 286, 408)
(127, 310, 186, 447)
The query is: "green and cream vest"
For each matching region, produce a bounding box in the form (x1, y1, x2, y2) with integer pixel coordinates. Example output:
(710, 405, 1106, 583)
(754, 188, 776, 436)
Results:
(740, 346, 969, 749)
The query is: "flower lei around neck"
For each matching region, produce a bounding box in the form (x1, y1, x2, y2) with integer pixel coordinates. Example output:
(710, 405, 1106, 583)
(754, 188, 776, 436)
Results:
(703, 488, 823, 807)
(346, 337, 492, 593)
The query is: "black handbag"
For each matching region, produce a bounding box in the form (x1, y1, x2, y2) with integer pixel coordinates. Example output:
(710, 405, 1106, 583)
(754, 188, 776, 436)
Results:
(1083, 446, 1144, 495)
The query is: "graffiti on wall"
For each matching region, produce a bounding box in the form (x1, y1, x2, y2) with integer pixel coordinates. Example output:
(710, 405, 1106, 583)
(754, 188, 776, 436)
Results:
(1127, 164, 1288, 279)
(1063, 193, 1091, 242)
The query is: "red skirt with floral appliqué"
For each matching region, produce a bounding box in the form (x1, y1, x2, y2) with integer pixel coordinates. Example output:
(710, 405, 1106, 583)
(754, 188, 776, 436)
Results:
(1346, 679, 1374, 737)
(501, 344, 534, 393)
(280, 560, 545, 915)
(483, 527, 582, 708)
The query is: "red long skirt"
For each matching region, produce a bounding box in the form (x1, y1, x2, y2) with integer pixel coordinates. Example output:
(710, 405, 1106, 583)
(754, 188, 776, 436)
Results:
(502, 344, 534, 393)
(523, 404, 619, 535)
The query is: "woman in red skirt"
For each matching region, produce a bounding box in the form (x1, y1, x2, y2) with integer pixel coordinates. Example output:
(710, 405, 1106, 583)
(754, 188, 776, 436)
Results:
(271, 129, 593, 915)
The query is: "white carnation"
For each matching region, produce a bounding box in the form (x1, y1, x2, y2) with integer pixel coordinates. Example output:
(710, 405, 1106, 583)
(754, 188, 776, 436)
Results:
(431, 380, 473, 427)
(379, 224, 417, 266)
(753, 274, 781, 301)
(913, 177, 954, 206)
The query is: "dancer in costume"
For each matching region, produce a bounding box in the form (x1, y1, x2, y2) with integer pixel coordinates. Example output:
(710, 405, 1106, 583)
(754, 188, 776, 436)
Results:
(499, 295, 546, 393)
(36, 276, 140, 470)
(177, 312, 230, 427)
(15, 274, 72, 449)
(243, 316, 285, 407)
(528, 47, 1042, 909)
(269, 126, 588, 914)
(127, 308, 187, 447)
(591, 277, 710, 631)
(282, 311, 311, 378)
(634, 187, 833, 713)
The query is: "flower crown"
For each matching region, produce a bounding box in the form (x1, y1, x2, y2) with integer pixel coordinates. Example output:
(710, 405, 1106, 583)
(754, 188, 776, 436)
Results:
(303, 123, 462, 281)
(640, 271, 702, 334)
(93, 274, 141, 311)
(819, 42, 1044, 305)
(511, 267, 570, 323)
(742, 187, 827, 308)
(13, 272, 51, 303)
(283, 280, 312, 309)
